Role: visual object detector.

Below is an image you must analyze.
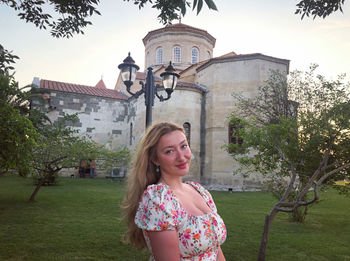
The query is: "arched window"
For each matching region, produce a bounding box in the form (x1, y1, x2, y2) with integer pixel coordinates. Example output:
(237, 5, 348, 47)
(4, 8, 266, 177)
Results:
(191, 47, 199, 64)
(129, 123, 133, 145)
(156, 47, 163, 64)
(173, 46, 181, 63)
(207, 51, 211, 60)
(183, 122, 191, 146)
(228, 121, 243, 152)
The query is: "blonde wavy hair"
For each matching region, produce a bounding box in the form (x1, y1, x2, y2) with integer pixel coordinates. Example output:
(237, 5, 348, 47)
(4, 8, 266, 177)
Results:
(121, 122, 185, 249)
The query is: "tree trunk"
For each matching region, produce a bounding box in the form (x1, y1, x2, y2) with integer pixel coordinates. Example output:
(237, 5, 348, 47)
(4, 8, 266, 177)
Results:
(29, 174, 50, 202)
(258, 214, 273, 261)
(291, 205, 308, 223)
(29, 180, 44, 201)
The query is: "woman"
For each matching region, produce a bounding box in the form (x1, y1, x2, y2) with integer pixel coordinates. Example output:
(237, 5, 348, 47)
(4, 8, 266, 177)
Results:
(122, 122, 226, 260)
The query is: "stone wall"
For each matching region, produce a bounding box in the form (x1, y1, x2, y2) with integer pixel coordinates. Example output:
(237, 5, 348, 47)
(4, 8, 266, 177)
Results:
(196, 55, 289, 189)
(43, 90, 130, 150)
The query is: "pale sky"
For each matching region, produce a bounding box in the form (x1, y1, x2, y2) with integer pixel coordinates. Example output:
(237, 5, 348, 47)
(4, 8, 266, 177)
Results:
(1, 0, 349, 89)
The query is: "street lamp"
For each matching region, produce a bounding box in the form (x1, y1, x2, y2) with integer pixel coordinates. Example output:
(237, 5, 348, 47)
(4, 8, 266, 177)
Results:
(118, 52, 180, 128)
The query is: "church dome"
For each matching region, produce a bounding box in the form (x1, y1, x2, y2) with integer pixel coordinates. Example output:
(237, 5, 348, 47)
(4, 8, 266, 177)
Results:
(142, 23, 216, 71)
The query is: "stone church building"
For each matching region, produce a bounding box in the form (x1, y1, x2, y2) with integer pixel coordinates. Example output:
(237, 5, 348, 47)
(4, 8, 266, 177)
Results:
(33, 23, 289, 190)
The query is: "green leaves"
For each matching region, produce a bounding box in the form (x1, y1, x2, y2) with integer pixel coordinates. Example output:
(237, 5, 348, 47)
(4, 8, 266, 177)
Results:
(196, 0, 202, 14)
(123, 0, 217, 24)
(204, 0, 217, 10)
(1, 0, 101, 38)
(0, 99, 37, 174)
(2, 0, 218, 36)
(229, 66, 350, 196)
(0, 44, 19, 76)
(30, 112, 131, 182)
(97, 147, 130, 174)
(295, 0, 345, 20)
(193, 0, 217, 15)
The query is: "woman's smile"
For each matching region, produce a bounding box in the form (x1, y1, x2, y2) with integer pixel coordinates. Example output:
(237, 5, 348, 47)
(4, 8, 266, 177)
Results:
(176, 162, 188, 169)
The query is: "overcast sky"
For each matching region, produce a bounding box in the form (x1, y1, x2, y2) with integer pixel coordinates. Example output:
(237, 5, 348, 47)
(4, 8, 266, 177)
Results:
(1, 0, 349, 89)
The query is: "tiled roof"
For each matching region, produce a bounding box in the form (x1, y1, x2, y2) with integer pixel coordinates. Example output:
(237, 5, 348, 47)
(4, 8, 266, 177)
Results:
(136, 72, 146, 80)
(179, 60, 208, 75)
(216, 51, 237, 59)
(95, 79, 107, 89)
(153, 65, 166, 74)
(177, 52, 238, 77)
(177, 51, 236, 75)
(39, 79, 128, 100)
(143, 23, 216, 47)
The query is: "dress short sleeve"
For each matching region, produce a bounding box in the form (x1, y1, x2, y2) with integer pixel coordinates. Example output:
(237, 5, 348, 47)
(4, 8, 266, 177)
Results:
(135, 184, 183, 231)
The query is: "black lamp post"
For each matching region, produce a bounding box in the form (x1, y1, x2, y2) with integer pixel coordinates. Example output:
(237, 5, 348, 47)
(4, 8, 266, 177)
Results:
(118, 52, 180, 128)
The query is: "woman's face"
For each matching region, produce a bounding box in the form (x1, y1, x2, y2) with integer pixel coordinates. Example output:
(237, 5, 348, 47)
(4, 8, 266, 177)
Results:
(153, 130, 192, 178)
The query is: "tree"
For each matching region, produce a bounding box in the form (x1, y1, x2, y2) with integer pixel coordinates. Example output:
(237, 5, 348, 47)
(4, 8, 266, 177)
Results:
(0, 44, 19, 75)
(1, 44, 46, 115)
(28, 112, 131, 201)
(0, 45, 40, 175)
(0, 93, 37, 176)
(0, 72, 47, 122)
(227, 65, 350, 261)
(296, 0, 345, 19)
(97, 146, 130, 175)
(0, 44, 53, 176)
(28, 113, 99, 201)
(1, 0, 217, 38)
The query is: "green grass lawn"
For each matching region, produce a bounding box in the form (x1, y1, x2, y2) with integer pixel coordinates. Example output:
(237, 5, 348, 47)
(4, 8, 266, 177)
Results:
(0, 176, 349, 261)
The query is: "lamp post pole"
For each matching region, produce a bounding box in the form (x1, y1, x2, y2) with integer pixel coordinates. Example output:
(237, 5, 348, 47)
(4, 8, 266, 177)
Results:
(118, 53, 179, 128)
(145, 67, 155, 128)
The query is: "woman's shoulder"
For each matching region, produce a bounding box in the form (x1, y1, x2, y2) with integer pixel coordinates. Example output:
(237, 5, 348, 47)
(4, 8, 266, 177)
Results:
(141, 183, 175, 205)
(136, 183, 183, 229)
(144, 183, 170, 195)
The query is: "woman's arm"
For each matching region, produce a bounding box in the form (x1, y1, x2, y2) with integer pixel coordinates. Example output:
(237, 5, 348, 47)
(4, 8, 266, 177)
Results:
(217, 246, 226, 261)
(148, 230, 180, 261)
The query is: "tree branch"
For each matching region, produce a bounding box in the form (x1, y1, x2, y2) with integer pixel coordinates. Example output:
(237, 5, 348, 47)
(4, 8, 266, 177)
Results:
(317, 161, 350, 186)
(48, 155, 67, 165)
(296, 136, 334, 200)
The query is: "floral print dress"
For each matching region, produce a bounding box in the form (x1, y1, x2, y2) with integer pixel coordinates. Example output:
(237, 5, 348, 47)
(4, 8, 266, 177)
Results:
(135, 182, 227, 261)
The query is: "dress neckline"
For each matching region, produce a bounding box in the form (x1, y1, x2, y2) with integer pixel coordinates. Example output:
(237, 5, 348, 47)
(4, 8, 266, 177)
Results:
(157, 182, 214, 217)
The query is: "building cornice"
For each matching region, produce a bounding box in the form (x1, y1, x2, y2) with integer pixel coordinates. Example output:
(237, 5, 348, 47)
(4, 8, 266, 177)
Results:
(197, 53, 290, 73)
(143, 23, 216, 47)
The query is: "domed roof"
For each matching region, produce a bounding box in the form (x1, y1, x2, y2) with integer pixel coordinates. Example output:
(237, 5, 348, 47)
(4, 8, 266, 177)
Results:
(142, 23, 216, 47)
